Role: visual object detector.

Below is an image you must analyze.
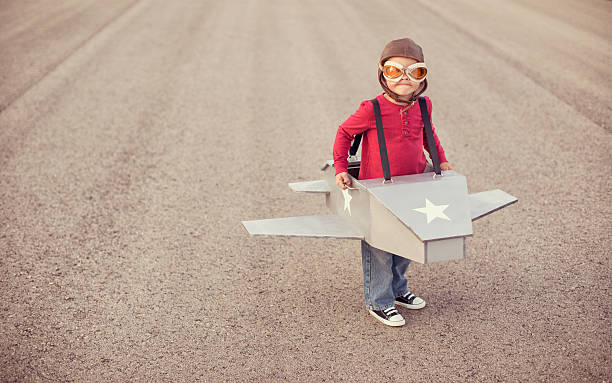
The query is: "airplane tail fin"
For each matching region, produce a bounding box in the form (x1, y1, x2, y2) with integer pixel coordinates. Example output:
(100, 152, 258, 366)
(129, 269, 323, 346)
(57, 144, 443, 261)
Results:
(288, 180, 331, 193)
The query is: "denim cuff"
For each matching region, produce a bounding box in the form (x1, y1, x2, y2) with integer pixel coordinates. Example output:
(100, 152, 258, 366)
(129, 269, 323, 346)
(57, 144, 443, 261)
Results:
(366, 303, 396, 311)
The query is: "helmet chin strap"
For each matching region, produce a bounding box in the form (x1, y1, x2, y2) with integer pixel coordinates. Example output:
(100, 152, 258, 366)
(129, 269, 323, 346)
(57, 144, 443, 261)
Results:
(391, 81, 427, 103)
(386, 90, 417, 104)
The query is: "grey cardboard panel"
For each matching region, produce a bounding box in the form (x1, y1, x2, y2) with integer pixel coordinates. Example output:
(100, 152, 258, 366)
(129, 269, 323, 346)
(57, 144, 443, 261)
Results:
(363, 171, 473, 241)
(288, 180, 332, 193)
(468, 189, 518, 221)
(242, 215, 364, 239)
(425, 237, 465, 263)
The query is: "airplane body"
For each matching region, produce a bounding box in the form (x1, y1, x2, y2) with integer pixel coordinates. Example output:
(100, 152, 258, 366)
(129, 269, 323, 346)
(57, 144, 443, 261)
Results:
(242, 159, 517, 264)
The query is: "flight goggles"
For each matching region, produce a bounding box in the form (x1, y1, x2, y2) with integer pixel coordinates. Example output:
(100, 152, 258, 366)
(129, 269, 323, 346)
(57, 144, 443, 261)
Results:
(381, 61, 428, 83)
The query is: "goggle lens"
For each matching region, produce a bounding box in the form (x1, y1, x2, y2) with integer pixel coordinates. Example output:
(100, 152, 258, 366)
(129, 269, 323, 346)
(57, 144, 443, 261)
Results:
(410, 67, 427, 80)
(383, 65, 403, 79)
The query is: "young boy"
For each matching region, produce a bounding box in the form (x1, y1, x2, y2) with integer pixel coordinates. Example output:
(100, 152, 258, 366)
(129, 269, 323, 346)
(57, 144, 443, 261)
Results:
(333, 38, 452, 327)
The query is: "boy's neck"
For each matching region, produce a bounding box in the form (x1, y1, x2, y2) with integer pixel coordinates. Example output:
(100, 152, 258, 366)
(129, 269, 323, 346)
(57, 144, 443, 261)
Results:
(383, 93, 414, 107)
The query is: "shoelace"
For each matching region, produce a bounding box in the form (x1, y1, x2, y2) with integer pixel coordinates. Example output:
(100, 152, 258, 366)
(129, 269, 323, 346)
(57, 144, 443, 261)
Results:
(383, 307, 399, 317)
(403, 293, 416, 303)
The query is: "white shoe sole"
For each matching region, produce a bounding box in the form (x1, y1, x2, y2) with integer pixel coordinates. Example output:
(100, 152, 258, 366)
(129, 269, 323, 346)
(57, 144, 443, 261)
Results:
(368, 310, 405, 327)
(395, 300, 426, 310)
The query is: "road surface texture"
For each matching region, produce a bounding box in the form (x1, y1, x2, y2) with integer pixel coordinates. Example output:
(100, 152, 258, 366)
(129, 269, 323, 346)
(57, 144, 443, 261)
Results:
(1, 0, 610, 382)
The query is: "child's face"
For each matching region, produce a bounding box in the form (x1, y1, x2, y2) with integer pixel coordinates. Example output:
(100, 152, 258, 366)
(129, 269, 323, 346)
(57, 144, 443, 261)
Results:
(384, 56, 421, 97)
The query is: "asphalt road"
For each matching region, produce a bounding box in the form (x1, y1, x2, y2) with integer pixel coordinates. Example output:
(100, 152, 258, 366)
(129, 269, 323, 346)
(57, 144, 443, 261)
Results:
(1, 0, 610, 382)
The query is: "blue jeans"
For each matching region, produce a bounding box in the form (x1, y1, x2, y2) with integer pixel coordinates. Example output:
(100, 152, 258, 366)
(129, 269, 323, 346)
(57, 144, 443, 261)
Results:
(361, 240, 411, 310)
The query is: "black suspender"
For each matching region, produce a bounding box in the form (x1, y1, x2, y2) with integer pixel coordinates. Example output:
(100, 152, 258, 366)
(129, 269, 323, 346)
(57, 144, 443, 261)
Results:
(417, 97, 442, 175)
(371, 98, 392, 181)
(348, 96, 442, 180)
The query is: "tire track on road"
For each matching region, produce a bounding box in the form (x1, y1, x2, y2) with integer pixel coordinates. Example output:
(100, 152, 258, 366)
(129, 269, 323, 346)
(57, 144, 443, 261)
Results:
(414, 0, 612, 132)
(1, 2, 228, 380)
(0, 0, 149, 171)
(0, 0, 143, 115)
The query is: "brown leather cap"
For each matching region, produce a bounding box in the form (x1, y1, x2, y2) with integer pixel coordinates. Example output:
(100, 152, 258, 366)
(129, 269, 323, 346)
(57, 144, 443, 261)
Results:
(378, 38, 428, 103)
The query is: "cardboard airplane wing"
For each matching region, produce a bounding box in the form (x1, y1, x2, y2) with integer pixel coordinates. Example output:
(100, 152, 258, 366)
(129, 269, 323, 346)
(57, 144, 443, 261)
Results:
(468, 189, 517, 221)
(242, 161, 517, 264)
(243, 179, 361, 239)
(242, 215, 363, 239)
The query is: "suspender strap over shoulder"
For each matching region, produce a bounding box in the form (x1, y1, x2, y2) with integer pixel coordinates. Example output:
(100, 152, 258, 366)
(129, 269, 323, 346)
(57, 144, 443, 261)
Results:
(370, 98, 392, 181)
(418, 97, 442, 175)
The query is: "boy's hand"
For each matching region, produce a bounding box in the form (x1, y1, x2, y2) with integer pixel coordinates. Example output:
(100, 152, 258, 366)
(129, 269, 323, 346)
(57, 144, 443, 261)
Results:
(440, 162, 453, 171)
(336, 172, 351, 190)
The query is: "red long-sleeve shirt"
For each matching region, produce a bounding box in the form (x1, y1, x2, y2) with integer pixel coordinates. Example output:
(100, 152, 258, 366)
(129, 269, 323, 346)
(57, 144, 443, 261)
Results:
(333, 94, 448, 179)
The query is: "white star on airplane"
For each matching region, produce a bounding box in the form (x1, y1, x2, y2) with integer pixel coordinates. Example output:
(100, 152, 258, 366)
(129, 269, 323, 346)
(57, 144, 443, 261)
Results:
(342, 189, 353, 215)
(413, 198, 451, 224)
(342, 188, 352, 216)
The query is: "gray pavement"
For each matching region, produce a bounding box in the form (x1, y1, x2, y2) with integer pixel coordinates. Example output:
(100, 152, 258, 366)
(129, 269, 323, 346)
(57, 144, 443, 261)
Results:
(1, 0, 610, 381)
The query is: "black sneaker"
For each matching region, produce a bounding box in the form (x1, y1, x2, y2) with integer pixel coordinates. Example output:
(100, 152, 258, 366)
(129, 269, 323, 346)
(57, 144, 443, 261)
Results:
(395, 292, 426, 309)
(368, 306, 405, 327)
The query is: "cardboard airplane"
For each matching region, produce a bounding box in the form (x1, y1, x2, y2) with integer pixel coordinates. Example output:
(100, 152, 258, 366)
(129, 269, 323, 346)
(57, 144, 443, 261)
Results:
(242, 158, 517, 264)
(242, 98, 517, 263)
